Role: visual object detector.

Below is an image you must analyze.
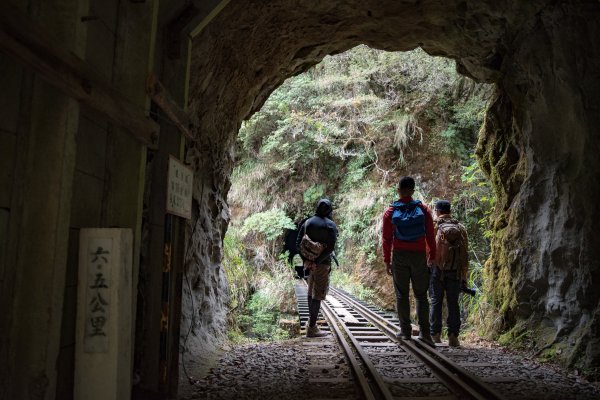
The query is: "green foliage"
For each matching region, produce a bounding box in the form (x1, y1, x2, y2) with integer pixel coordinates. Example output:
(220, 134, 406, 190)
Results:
(222, 231, 253, 313)
(437, 83, 491, 163)
(330, 270, 376, 302)
(235, 291, 290, 341)
(233, 261, 295, 342)
(241, 209, 296, 241)
(452, 155, 496, 331)
(335, 182, 385, 266)
(303, 184, 325, 206)
(224, 228, 296, 342)
(341, 156, 368, 189)
(453, 155, 496, 259)
(440, 126, 469, 159)
(231, 47, 474, 217)
(225, 45, 495, 341)
(459, 259, 488, 331)
(497, 321, 532, 349)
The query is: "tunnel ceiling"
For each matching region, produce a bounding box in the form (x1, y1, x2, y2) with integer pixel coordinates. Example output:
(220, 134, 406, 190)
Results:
(183, 0, 600, 377)
(189, 0, 550, 130)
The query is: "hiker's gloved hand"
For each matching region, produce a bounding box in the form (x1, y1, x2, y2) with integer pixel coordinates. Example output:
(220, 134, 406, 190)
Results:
(385, 263, 392, 276)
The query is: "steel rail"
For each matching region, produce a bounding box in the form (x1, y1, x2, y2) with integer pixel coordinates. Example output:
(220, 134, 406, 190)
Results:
(301, 278, 394, 400)
(320, 298, 395, 400)
(318, 300, 377, 400)
(330, 287, 508, 400)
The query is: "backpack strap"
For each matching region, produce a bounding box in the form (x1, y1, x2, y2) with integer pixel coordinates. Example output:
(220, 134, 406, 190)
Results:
(391, 200, 421, 209)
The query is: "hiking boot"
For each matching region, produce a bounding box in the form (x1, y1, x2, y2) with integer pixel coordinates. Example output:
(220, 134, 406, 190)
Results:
(417, 334, 436, 348)
(448, 333, 460, 347)
(431, 333, 442, 344)
(306, 326, 329, 338)
(395, 331, 411, 340)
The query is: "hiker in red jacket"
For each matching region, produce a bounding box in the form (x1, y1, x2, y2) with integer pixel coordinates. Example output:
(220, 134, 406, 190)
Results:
(382, 176, 436, 346)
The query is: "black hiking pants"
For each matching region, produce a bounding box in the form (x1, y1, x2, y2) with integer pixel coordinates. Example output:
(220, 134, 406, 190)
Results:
(391, 250, 431, 337)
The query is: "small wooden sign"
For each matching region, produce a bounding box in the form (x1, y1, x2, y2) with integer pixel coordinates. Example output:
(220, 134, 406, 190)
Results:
(166, 155, 193, 219)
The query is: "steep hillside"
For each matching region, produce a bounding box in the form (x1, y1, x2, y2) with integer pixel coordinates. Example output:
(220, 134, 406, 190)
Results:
(227, 45, 493, 313)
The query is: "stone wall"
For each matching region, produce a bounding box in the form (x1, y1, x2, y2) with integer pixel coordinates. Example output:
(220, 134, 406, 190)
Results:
(479, 3, 600, 374)
(185, 0, 600, 375)
(179, 135, 231, 375)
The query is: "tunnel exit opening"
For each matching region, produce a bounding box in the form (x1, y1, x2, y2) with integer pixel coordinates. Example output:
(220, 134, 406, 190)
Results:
(220, 44, 496, 348)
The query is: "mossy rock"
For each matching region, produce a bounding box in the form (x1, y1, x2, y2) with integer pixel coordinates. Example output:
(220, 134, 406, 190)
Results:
(498, 321, 531, 349)
(539, 343, 567, 363)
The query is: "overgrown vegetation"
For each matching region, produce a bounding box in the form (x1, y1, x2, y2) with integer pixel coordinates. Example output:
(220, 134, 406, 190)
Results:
(223, 229, 297, 342)
(224, 45, 495, 341)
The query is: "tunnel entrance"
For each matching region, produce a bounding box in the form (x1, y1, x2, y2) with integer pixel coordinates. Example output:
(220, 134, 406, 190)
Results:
(222, 45, 495, 345)
(181, 0, 600, 391)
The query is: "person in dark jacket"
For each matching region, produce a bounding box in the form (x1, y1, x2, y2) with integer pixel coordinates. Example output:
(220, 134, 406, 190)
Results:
(296, 199, 338, 338)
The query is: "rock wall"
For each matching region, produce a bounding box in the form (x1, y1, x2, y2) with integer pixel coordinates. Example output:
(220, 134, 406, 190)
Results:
(179, 135, 232, 374)
(479, 3, 600, 374)
(184, 0, 600, 374)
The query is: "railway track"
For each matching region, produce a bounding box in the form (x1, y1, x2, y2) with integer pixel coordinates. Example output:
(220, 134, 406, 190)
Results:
(296, 282, 511, 400)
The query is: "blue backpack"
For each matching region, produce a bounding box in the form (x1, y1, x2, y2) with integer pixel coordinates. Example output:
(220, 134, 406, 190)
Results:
(391, 200, 426, 241)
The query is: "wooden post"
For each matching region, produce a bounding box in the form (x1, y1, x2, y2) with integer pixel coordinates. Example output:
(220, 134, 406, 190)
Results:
(159, 214, 173, 393)
(147, 74, 195, 141)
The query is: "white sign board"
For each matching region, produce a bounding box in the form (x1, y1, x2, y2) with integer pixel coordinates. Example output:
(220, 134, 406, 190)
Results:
(75, 229, 133, 400)
(167, 155, 193, 219)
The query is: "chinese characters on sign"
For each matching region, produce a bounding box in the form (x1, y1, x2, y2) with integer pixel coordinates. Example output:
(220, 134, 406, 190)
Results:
(166, 156, 193, 219)
(84, 238, 113, 353)
(75, 229, 133, 399)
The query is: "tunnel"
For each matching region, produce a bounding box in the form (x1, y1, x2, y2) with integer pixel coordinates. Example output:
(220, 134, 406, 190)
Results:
(186, 0, 600, 381)
(0, 0, 599, 399)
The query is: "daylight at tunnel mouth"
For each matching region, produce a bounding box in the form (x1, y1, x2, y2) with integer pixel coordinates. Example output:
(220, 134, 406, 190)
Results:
(0, 1, 599, 399)
(225, 44, 495, 345)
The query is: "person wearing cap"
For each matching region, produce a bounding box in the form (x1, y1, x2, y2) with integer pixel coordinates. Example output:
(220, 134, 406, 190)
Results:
(296, 198, 338, 338)
(382, 177, 436, 346)
(430, 199, 469, 347)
